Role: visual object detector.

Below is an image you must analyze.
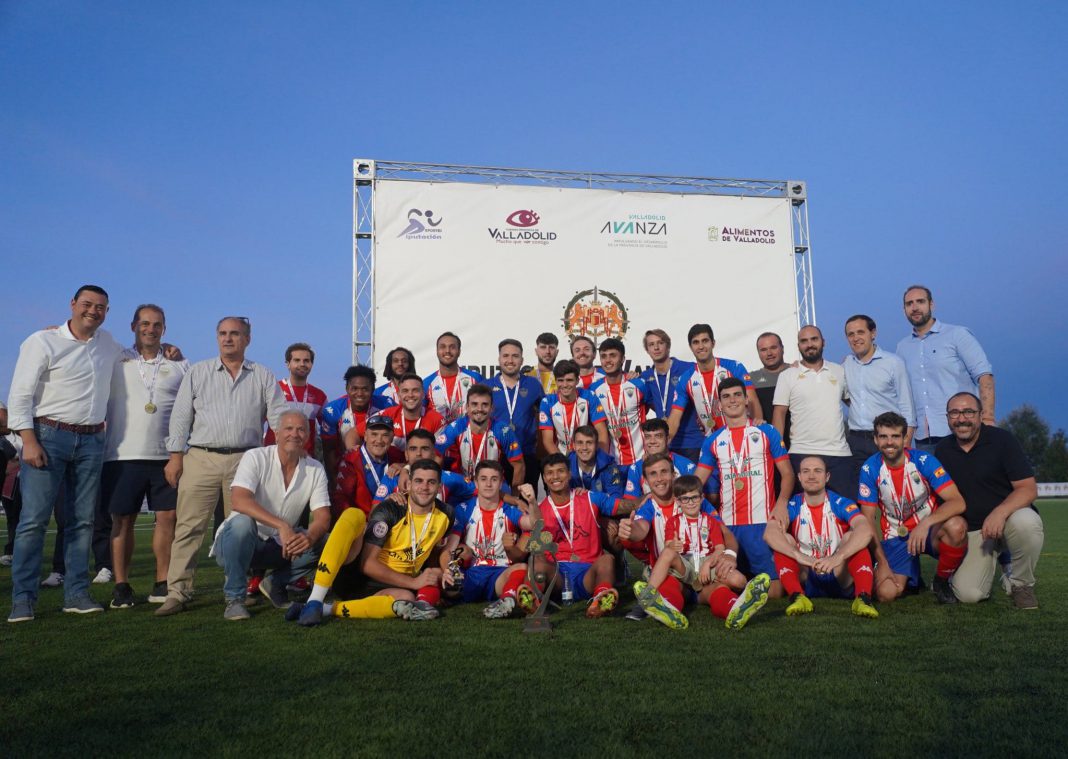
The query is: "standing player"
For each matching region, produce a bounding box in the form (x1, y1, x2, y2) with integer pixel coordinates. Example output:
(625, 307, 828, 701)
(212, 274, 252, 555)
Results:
(321, 365, 387, 480)
(634, 475, 771, 630)
(424, 332, 484, 424)
(696, 378, 794, 598)
(589, 338, 649, 467)
(375, 346, 416, 406)
(858, 411, 968, 604)
(623, 419, 697, 498)
(568, 425, 625, 496)
(451, 461, 536, 618)
(668, 324, 761, 443)
(286, 459, 455, 625)
(640, 329, 701, 462)
(538, 360, 609, 456)
(526, 332, 559, 394)
(488, 339, 544, 490)
(570, 336, 604, 389)
(434, 385, 524, 487)
(263, 343, 327, 457)
(380, 373, 444, 457)
(764, 456, 879, 618)
(532, 454, 634, 617)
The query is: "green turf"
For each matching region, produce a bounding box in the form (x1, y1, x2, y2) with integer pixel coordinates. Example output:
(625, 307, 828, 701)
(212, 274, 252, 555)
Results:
(3, 503, 1067, 757)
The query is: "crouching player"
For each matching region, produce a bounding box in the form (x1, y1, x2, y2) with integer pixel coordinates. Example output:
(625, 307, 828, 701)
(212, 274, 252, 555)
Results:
(858, 412, 968, 604)
(451, 461, 536, 619)
(632, 475, 771, 631)
(534, 454, 635, 618)
(764, 456, 879, 618)
(286, 459, 455, 625)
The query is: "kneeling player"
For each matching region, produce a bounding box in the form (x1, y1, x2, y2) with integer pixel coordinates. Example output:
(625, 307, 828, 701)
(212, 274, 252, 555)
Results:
(633, 475, 771, 631)
(287, 459, 455, 624)
(534, 454, 635, 618)
(858, 412, 968, 604)
(451, 461, 536, 619)
(764, 456, 879, 618)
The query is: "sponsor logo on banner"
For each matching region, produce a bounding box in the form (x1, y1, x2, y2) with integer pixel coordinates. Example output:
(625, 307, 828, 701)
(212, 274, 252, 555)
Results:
(600, 213, 668, 249)
(488, 210, 558, 245)
(563, 287, 628, 340)
(707, 224, 776, 245)
(397, 208, 444, 240)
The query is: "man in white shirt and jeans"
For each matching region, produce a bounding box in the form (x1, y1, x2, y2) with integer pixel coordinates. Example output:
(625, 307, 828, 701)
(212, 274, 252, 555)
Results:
(7, 285, 123, 622)
(212, 411, 331, 620)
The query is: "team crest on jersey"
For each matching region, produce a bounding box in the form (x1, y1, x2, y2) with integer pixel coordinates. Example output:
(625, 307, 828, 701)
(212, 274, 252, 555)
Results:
(563, 287, 629, 340)
(859, 484, 872, 498)
(375, 485, 388, 499)
(539, 411, 549, 423)
(436, 435, 448, 445)
(372, 521, 389, 539)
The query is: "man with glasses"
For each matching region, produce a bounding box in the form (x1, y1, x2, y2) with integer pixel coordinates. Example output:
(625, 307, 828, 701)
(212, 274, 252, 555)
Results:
(156, 316, 287, 616)
(935, 393, 1043, 608)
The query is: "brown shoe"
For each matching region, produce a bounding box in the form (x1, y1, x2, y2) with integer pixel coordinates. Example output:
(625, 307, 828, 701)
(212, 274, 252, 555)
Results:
(155, 597, 187, 617)
(1011, 585, 1038, 610)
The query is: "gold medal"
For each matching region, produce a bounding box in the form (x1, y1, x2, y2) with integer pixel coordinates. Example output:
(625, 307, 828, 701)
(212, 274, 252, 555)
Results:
(734, 478, 745, 492)
(896, 525, 908, 538)
(144, 402, 157, 414)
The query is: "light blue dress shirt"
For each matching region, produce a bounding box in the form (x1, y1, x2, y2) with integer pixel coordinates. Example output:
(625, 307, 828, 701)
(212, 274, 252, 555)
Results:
(843, 346, 915, 431)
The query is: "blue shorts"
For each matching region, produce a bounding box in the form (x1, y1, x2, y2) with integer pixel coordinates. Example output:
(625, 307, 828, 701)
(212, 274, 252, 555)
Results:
(729, 524, 778, 580)
(881, 534, 936, 589)
(461, 565, 510, 603)
(556, 561, 593, 601)
(804, 571, 852, 599)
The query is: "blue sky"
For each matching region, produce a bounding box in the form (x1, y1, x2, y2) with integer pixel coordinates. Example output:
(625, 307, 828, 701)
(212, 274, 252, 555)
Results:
(2, 2, 1066, 430)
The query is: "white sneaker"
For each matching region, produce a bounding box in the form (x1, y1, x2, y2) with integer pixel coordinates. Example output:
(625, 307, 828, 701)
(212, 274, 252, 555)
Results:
(0, 554, 12, 567)
(42, 572, 64, 587)
(92, 567, 113, 584)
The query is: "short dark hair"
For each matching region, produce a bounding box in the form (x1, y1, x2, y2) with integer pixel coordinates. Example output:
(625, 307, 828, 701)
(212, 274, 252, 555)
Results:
(498, 338, 523, 352)
(407, 428, 436, 444)
(903, 284, 933, 303)
(573, 424, 598, 441)
(536, 332, 559, 346)
(343, 365, 376, 385)
(397, 372, 423, 386)
(845, 314, 876, 332)
(717, 377, 746, 398)
(541, 453, 569, 473)
(641, 418, 669, 435)
(474, 460, 504, 477)
(553, 359, 580, 380)
(643, 451, 672, 470)
(410, 458, 442, 479)
(131, 303, 165, 325)
(467, 383, 493, 402)
(73, 284, 109, 302)
(383, 347, 415, 381)
(687, 323, 714, 343)
(437, 331, 461, 349)
(598, 338, 625, 356)
(285, 342, 315, 363)
(673, 475, 703, 497)
(873, 411, 908, 435)
(756, 331, 782, 347)
(947, 391, 982, 411)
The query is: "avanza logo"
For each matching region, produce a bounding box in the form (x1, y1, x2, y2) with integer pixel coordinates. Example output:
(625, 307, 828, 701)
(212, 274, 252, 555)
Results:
(506, 209, 540, 228)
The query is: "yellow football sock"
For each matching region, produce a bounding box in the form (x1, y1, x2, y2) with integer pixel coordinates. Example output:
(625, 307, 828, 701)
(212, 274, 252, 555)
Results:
(314, 509, 366, 589)
(332, 595, 397, 619)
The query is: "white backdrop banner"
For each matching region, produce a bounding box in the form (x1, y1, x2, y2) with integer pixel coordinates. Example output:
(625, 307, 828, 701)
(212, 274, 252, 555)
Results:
(372, 180, 799, 378)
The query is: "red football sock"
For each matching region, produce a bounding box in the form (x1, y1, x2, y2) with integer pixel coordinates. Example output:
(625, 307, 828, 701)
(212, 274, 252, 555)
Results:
(847, 549, 874, 596)
(593, 581, 612, 598)
(708, 586, 738, 620)
(658, 576, 685, 611)
(416, 585, 441, 606)
(773, 552, 804, 596)
(936, 542, 966, 578)
(500, 569, 525, 599)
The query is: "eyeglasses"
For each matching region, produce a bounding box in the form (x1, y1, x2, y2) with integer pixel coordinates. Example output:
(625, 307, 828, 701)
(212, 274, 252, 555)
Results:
(947, 408, 980, 419)
(677, 495, 703, 503)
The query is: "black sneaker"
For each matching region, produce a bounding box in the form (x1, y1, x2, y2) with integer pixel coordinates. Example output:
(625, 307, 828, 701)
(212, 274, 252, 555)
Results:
(624, 603, 647, 621)
(110, 583, 136, 609)
(147, 581, 168, 603)
(933, 575, 958, 605)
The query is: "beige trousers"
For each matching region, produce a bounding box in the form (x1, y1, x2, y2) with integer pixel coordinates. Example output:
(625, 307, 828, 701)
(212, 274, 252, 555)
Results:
(950, 507, 1044, 604)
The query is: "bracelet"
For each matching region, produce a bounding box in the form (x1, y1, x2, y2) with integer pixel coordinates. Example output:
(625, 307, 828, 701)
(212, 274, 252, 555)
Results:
(723, 548, 737, 558)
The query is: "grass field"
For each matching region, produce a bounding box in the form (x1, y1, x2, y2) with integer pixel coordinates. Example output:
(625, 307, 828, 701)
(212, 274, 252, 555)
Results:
(2, 502, 1066, 758)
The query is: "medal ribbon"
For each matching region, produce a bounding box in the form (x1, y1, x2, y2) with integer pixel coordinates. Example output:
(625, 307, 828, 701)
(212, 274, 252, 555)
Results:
(407, 499, 435, 574)
(548, 494, 576, 559)
(137, 351, 162, 408)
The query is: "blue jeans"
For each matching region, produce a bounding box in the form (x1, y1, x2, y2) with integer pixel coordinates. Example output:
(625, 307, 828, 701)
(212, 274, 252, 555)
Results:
(12, 422, 105, 605)
(213, 514, 321, 600)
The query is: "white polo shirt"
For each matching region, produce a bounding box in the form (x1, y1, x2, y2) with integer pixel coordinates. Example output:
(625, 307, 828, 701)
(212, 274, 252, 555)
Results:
(105, 348, 190, 462)
(227, 446, 330, 540)
(772, 361, 851, 456)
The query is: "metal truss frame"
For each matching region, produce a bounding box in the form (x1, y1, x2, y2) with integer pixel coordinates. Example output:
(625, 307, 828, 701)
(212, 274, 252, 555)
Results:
(352, 159, 815, 363)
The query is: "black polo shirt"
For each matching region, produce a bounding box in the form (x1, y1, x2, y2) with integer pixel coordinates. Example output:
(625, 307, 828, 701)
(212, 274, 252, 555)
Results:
(935, 425, 1035, 531)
